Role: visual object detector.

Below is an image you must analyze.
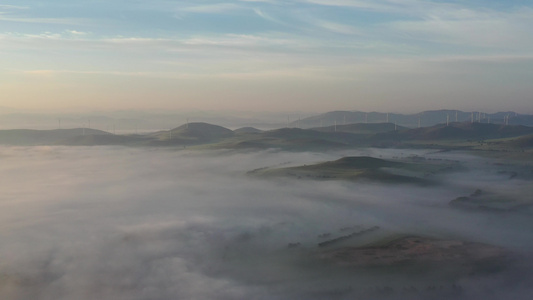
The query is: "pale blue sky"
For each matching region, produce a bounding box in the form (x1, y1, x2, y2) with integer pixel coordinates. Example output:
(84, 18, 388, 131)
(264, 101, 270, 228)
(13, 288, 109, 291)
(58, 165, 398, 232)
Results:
(1, 0, 532, 113)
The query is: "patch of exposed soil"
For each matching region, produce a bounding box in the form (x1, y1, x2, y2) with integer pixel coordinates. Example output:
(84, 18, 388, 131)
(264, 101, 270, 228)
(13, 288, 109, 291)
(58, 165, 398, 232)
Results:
(319, 236, 509, 267)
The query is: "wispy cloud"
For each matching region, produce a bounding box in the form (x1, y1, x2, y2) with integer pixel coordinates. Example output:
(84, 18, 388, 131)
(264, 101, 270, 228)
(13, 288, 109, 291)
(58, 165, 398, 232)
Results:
(0, 31, 316, 54)
(0, 4, 28, 10)
(66, 30, 89, 36)
(180, 3, 246, 14)
(0, 15, 90, 25)
(388, 7, 533, 49)
(314, 19, 361, 35)
(253, 8, 289, 27)
(300, 0, 409, 13)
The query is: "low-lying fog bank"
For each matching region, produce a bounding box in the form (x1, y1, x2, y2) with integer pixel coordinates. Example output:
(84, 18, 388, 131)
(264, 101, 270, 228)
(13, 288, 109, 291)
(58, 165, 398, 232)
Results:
(0, 146, 532, 299)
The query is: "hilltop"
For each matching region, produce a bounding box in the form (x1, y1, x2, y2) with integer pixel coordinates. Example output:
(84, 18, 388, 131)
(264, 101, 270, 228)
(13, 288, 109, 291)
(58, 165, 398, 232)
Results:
(148, 122, 235, 145)
(249, 156, 461, 185)
(234, 127, 262, 134)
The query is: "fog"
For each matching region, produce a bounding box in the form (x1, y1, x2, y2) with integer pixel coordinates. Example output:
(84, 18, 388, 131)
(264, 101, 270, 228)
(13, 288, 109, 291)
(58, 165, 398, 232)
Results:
(0, 146, 532, 299)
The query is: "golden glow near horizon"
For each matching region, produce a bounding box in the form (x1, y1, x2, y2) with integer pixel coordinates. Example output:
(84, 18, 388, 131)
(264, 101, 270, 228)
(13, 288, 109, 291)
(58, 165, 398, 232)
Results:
(1, 1, 533, 113)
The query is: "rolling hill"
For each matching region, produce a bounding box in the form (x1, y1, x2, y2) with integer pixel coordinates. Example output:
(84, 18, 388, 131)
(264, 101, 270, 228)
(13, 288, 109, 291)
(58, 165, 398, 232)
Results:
(0, 128, 111, 146)
(150, 122, 234, 144)
(248, 156, 459, 185)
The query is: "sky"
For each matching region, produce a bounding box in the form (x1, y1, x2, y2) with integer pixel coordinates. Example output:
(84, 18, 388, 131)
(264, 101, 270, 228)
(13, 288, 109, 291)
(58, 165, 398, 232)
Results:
(1, 0, 532, 114)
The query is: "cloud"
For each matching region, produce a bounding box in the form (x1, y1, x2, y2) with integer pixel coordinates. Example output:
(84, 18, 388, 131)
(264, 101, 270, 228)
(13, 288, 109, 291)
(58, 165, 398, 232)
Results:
(180, 3, 246, 14)
(0, 4, 28, 10)
(387, 7, 533, 49)
(0, 146, 532, 299)
(314, 19, 361, 35)
(253, 8, 290, 27)
(299, 0, 418, 13)
(66, 30, 89, 36)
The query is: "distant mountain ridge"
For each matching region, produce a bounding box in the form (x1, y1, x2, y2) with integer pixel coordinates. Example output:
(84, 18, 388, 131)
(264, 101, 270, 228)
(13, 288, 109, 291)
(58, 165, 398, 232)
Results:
(0, 128, 110, 145)
(292, 110, 532, 128)
(373, 122, 533, 142)
(1, 119, 533, 151)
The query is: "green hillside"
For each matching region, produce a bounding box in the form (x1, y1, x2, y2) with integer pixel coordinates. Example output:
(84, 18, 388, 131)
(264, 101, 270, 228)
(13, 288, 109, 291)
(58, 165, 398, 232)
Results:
(150, 122, 234, 144)
(234, 127, 262, 134)
(249, 156, 457, 185)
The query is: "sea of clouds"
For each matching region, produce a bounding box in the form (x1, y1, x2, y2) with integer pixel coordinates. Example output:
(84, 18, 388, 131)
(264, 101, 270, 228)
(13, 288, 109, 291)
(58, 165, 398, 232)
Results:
(0, 146, 532, 299)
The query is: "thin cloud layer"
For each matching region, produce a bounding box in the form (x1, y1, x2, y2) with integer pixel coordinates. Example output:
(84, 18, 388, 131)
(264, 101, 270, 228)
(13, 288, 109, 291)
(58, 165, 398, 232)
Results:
(1, 1, 532, 112)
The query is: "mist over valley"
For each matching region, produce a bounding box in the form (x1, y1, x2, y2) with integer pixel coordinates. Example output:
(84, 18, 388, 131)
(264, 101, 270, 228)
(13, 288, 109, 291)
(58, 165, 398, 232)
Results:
(1, 143, 532, 299)
(3, 0, 533, 298)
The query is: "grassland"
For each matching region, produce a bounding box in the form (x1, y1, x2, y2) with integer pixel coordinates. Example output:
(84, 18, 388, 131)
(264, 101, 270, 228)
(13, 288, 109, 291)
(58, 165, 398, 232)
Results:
(249, 156, 462, 185)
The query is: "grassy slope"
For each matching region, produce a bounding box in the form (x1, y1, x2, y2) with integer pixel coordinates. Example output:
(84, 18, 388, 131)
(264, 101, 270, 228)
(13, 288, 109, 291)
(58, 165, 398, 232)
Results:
(250, 156, 458, 185)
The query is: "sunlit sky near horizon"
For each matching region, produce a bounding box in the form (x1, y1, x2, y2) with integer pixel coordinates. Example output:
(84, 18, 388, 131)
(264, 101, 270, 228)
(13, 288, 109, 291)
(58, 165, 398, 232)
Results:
(1, 1, 532, 114)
